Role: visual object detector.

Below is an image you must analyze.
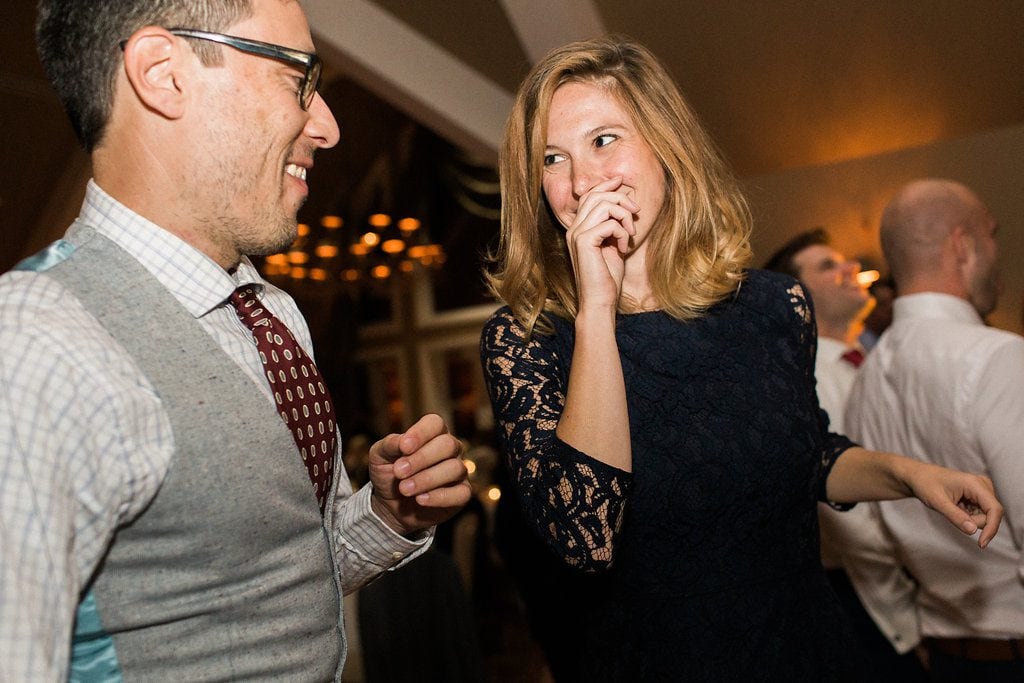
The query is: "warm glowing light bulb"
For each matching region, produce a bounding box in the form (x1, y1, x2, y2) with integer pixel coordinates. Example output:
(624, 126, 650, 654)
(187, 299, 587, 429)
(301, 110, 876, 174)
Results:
(320, 215, 343, 229)
(397, 217, 420, 232)
(381, 238, 405, 254)
(856, 269, 880, 286)
(368, 213, 391, 228)
(486, 486, 501, 502)
(315, 243, 339, 258)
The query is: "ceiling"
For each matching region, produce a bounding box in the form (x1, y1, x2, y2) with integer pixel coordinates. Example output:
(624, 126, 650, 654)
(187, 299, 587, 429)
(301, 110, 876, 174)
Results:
(307, 0, 1024, 173)
(3, 1, 1024, 275)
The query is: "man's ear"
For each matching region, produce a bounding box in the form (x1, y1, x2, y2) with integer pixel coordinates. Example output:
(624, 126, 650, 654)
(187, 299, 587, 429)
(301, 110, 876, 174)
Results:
(951, 223, 975, 266)
(950, 223, 979, 292)
(120, 27, 188, 119)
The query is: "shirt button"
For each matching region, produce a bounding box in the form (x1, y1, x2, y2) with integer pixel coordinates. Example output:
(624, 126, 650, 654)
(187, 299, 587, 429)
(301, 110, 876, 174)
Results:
(391, 551, 403, 562)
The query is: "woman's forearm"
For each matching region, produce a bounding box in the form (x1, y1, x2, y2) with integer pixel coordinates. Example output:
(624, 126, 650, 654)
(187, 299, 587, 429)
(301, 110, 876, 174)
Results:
(825, 447, 915, 503)
(556, 307, 632, 472)
(826, 446, 1003, 549)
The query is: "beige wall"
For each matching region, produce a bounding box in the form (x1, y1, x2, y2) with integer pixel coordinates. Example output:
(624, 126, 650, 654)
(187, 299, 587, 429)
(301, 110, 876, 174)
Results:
(744, 122, 1024, 335)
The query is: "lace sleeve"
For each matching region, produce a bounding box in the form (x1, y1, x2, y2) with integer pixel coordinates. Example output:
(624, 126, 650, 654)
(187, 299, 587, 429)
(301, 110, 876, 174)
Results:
(480, 309, 632, 571)
(785, 282, 857, 508)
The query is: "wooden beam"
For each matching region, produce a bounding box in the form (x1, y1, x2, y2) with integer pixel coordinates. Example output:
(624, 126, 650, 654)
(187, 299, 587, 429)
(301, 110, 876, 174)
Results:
(498, 0, 606, 64)
(304, 0, 512, 165)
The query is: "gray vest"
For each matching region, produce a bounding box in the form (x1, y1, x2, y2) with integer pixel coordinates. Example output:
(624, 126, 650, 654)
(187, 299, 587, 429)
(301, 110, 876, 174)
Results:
(45, 229, 343, 681)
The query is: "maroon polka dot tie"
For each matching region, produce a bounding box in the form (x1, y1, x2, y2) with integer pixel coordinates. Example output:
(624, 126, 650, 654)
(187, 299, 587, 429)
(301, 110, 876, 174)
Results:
(230, 286, 335, 513)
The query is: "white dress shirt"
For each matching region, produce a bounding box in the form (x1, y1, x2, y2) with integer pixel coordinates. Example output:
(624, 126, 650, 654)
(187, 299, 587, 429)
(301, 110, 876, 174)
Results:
(846, 292, 1024, 639)
(815, 337, 859, 435)
(0, 180, 427, 680)
(815, 336, 920, 653)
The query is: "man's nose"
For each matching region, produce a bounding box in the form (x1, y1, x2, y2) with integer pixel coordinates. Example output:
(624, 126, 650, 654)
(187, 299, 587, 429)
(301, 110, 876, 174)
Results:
(306, 91, 340, 149)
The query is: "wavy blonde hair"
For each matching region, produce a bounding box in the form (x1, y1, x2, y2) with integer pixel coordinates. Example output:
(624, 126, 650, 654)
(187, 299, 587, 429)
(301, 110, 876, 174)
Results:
(486, 36, 752, 337)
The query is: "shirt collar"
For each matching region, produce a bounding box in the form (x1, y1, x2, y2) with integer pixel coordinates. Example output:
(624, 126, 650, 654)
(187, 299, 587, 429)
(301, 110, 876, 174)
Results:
(817, 335, 856, 360)
(70, 179, 267, 318)
(893, 292, 984, 327)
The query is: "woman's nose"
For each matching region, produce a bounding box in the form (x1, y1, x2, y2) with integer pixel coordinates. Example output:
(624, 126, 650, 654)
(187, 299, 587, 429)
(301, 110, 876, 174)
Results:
(571, 160, 602, 198)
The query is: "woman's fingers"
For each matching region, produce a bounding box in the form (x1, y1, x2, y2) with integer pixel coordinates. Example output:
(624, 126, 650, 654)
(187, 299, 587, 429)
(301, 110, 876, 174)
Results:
(924, 472, 1004, 549)
(573, 179, 640, 236)
(569, 203, 636, 250)
(959, 474, 1002, 549)
(568, 187, 639, 252)
(969, 488, 1003, 549)
(560, 177, 643, 307)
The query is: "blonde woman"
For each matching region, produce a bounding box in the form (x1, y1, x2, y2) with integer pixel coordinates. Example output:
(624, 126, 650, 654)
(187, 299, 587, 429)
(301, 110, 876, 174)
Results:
(481, 37, 1001, 680)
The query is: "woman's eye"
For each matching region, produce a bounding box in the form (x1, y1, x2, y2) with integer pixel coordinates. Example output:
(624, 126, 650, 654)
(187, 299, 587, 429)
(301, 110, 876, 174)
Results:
(543, 153, 565, 166)
(595, 134, 618, 148)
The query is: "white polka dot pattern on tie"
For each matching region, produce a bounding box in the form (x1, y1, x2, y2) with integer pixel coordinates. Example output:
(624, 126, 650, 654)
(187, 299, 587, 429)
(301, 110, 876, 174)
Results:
(229, 286, 336, 513)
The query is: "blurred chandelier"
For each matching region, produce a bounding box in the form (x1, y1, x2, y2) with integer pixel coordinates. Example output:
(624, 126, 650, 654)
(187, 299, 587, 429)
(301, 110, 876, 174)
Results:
(261, 211, 446, 289)
(258, 122, 499, 294)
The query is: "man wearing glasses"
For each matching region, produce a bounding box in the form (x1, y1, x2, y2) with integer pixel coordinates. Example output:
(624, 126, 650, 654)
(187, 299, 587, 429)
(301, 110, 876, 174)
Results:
(0, 1, 471, 680)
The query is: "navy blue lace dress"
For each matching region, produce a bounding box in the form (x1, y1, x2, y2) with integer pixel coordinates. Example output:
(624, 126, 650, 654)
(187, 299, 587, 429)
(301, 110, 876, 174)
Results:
(481, 270, 861, 681)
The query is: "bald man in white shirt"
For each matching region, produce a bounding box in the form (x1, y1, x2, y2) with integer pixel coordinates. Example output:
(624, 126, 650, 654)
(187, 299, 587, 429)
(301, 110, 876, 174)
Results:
(846, 179, 1024, 681)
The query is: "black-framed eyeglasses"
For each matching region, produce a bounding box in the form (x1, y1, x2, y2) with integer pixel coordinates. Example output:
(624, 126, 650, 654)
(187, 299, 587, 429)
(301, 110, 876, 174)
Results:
(166, 28, 322, 110)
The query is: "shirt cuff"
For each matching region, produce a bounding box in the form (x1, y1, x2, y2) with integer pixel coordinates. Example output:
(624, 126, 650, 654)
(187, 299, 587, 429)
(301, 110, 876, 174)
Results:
(333, 484, 433, 573)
